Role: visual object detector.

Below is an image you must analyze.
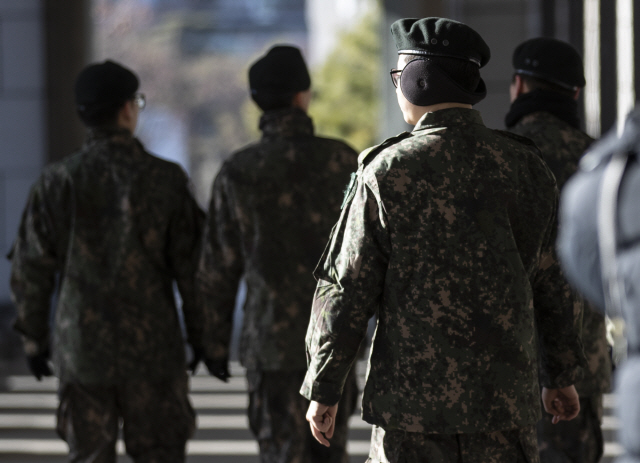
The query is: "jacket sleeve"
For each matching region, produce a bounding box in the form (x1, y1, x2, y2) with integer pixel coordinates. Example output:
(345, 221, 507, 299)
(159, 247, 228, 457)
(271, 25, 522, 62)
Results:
(196, 168, 244, 361)
(10, 173, 67, 356)
(167, 172, 206, 350)
(534, 192, 586, 389)
(300, 170, 389, 405)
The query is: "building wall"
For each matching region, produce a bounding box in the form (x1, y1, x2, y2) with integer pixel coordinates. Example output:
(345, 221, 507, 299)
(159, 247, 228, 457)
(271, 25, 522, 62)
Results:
(0, 0, 46, 306)
(459, 0, 535, 131)
(0, 0, 46, 373)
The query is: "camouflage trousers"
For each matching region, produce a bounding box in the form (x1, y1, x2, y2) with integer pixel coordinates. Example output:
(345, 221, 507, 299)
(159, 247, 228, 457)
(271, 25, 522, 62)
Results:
(247, 368, 359, 463)
(366, 425, 539, 463)
(537, 395, 604, 463)
(56, 373, 196, 463)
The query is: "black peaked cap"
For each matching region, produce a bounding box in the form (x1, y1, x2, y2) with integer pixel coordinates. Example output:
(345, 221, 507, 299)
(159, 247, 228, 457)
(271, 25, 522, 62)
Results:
(391, 17, 490, 68)
(513, 37, 585, 89)
(74, 60, 139, 107)
(249, 45, 311, 94)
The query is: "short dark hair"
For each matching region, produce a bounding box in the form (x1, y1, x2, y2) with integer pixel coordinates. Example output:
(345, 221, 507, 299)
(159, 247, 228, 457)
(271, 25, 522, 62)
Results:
(400, 54, 481, 93)
(77, 99, 129, 127)
(251, 91, 296, 112)
(513, 73, 576, 98)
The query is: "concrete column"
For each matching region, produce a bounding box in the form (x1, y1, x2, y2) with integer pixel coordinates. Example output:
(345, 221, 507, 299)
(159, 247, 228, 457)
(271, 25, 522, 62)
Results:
(450, 1, 531, 130)
(44, 0, 91, 163)
(600, 0, 618, 134)
(0, 0, 47, 373)
(0, 0, 90, 375)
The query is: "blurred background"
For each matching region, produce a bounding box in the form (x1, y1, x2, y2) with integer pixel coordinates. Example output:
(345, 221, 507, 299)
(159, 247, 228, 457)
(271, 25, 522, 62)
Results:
(0, 0, 638, 370)
(0, 1, 634, 460)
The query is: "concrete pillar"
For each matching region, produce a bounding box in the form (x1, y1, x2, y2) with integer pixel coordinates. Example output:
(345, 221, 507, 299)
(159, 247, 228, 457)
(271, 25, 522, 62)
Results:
(600, 1, 618, 134)
(0, 0, 90, 375)
(0, 0, 47, 373)
(44, 0, 91, 163)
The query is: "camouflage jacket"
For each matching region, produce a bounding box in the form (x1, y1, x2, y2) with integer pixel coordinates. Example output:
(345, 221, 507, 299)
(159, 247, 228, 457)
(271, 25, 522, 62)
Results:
(510, 110, 611, 396)
(197, 108, 358, 371)
(10, 127, 205, 385)
(300, 108, 585, 434)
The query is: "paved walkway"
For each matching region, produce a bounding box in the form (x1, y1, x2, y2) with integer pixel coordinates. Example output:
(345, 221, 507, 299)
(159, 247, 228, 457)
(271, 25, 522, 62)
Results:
(0, 362, 622, 462)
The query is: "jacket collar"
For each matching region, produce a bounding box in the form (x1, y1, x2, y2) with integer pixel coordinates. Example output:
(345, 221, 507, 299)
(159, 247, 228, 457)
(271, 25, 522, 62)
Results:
(413, 107, 485, 132)
(259, 107, 314, 140)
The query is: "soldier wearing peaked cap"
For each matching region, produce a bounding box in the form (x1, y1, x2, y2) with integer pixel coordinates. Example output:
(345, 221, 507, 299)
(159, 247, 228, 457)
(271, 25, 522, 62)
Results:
(196, 45, 359, 463)
(301, 18, 586, 463)
(505, 37, 612, 463)
(9, 60, 208, 462)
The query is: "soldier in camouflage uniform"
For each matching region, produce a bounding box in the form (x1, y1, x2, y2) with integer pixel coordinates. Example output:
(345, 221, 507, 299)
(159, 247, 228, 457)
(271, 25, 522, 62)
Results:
(9, 60, 206, 463)
(506, 37, 612, 463)
(301, 18, 586, 463)
(196, 45, 359, 463)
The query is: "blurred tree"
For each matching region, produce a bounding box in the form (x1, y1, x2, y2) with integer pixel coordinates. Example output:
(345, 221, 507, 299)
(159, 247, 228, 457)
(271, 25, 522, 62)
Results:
(308, 5, 382, 152)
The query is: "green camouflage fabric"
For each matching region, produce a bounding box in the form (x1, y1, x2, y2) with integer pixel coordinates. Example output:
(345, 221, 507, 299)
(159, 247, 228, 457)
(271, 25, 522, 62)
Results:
(10, 126, 205, 385)
(367, 425, 539, 463)
(247, 368, 359, 463)
(509, 110, 612, 397)
(509, 111, 590, 191)
(197, 107, 358, 370)
(56, 373, 195, 463)
(301, 108, 585, 435)
(509, 110, 610, 463)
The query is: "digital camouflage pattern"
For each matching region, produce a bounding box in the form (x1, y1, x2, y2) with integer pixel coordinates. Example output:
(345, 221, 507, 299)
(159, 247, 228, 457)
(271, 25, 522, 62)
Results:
(10, 127, 205, 384)
(509, 110, 611, 397)
(301, 108, 585, 434)
(509, 110, 610, 463)
(246, 368, 358, 463)
(367, 424, 539, 463)
(197, 107, 358, 371)
(509, 111, 589, 192)
(56, 373, 195, 462)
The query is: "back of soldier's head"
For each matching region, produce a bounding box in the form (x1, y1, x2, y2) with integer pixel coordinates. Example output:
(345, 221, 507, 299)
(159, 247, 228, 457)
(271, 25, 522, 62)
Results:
(74, 60, 139, 127)
(390, 17, 490, 107)
(512, 37, 585, 95)
(248, 45, 311, 112)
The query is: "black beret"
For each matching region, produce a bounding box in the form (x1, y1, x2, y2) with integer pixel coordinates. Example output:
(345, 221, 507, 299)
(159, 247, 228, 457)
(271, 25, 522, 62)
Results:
(249, 45, 311, 94)
(513, 37, 585, 89)
(391, 17, 490, 68)
(74, 60, 139, 108)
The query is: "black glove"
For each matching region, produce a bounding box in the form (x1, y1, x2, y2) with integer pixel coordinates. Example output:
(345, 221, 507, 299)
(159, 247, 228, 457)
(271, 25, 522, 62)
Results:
(27, 349, 53, 381)
(204, 357, 230, 382)
(188, 346, 204, 375)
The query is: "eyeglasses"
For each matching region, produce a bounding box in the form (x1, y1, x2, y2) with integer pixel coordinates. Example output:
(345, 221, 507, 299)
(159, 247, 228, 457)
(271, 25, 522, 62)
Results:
(390, 69, 402, 88)
(133, 92, 146, 110)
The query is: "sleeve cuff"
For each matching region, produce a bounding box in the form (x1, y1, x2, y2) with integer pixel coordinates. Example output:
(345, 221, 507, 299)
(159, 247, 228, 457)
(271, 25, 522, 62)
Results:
(540, 365, 584, 389)
(299, 371, 343, 406)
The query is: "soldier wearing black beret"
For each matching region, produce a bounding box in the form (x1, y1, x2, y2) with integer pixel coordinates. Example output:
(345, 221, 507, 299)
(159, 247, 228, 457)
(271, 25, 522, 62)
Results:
(302, 17, 585, 463)
(74, 59, 145, 129)
(506, 38, 611, 463)
(197, 44, 359, 463)
(10, 58, 212, 462)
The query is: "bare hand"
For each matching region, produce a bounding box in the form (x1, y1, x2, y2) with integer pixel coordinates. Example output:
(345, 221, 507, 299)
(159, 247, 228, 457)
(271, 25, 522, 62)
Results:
(542, 385, 580, 424)
(306, 401, 338, 447)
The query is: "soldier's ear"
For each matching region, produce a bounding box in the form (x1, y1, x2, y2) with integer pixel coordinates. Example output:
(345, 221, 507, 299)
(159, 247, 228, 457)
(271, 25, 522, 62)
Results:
(509, 74, 526, 103)
(292, 90, 311, 112)
(116, 100, 138, 133)
(573, 88, 581, 101)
